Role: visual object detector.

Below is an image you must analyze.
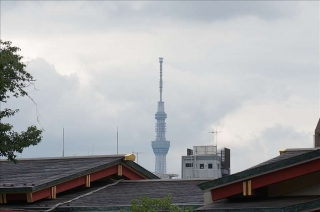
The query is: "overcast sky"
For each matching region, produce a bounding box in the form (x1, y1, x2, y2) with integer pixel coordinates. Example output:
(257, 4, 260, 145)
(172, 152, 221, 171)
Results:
(1, 1, 319, 174)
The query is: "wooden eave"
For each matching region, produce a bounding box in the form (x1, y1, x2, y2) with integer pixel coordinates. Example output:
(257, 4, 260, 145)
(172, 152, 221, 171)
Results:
(0, 156, 159, 204)
(198, 149, 320, 191)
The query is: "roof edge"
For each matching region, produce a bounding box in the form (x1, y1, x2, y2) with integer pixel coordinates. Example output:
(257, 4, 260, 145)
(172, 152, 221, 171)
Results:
(123, 160, 160, 179)
(198, 149, 320, 191)
(0, 154, 126, 162)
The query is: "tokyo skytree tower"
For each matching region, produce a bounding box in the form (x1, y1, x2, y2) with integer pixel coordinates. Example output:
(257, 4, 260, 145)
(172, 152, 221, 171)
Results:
(151, 58, 170, 174)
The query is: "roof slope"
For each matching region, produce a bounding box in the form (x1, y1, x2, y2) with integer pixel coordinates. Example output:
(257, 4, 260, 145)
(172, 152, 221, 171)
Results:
(6, 179, 208, 211)
(198, 149, 320, 190)
(0, 155, 159, 193)
(196, 196, 320, 212)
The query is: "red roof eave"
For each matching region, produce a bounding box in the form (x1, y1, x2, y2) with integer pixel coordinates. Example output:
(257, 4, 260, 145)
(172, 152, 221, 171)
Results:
(210, 158, 320, 201)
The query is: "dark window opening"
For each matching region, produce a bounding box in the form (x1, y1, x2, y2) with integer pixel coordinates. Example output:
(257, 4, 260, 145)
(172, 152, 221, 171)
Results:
(185, 163, 193, 167)
(200, 164, 204, 169)
(208, 163, 213, 169)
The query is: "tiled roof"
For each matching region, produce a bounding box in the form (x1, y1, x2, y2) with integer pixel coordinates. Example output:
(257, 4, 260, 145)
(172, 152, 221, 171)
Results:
(196, 196, 320, 212)
(0, 155, 159, 193)
(198, 149, 320, 191)
(5, 179, 208, 211)
(245, 149, 312, 170)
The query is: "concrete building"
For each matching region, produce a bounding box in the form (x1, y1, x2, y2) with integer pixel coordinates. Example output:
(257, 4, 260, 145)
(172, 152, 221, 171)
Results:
(181, 146, 230, 179)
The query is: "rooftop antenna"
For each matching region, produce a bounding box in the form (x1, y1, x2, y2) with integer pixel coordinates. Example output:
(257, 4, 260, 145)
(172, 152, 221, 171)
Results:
(209, 129, 222, 151)
(132, 151, 144, 164)
(159, 57, 163, 102)
(117, 126, 119, 155)
(63, 127, 65, 157)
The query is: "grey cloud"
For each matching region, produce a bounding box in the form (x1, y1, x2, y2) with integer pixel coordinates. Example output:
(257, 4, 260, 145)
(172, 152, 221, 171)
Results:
(261, 125, 311, 145)
(1, 1, 318, 174)
(2, 59, 158, 165)
(229, 125, 312, 173)
(2, 1, 300, 35)
(144, 1, 299, 22)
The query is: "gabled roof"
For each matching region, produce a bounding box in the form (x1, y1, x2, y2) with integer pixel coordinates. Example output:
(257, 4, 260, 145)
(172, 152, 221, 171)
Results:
(0, 154, 159, 203)
(0, 155, 159, 193)
(4, 179, 208, 211)
(198, 149, 320, 191)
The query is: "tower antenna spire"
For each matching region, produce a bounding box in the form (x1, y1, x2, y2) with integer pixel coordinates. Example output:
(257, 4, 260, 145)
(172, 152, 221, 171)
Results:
(159, 57, 163, 102)
(152, 57, 170, 174)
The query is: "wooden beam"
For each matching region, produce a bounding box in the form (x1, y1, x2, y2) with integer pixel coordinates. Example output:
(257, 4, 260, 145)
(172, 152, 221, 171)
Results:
(3, 194, 7, 204)
(86, 175, 91, 188)
(0, 194, 3, 204)
(248, 180, 252, 196)
(242, 181, 247, 196)
(118, 165, 123, 176)
(26, 193, 33, 203)
(51, 186, 57, 199)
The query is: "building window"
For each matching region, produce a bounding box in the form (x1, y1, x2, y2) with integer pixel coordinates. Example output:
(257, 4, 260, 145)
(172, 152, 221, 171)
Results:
(218, 163, 220, 169)
(208, 163, 213, 169)
(185, 163, 193, 168)
(200, 164, 204, 169)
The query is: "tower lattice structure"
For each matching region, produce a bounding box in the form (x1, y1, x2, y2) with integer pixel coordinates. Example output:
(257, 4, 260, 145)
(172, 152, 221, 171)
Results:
(151, 58, 170, 174)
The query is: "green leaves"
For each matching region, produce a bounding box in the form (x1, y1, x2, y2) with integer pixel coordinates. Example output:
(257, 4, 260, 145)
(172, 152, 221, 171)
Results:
(121, 195, 194, 212)
(0, 40, 43, 162)
(0, 125, 43, 163)
(0, 40, 34, 103)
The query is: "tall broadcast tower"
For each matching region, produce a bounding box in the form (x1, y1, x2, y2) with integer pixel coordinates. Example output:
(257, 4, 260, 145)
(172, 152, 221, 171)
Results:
(151, 58, 170, 174)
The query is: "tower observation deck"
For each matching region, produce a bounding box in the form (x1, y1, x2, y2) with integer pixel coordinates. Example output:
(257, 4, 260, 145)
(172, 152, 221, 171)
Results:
(151, 58, 170, 174)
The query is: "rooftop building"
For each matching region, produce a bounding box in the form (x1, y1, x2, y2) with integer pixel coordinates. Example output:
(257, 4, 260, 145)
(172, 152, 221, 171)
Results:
(181, 146, 230, 179)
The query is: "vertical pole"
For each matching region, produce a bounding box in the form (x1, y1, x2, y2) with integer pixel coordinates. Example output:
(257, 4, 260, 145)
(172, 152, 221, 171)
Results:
(117, 126, 118, 155)
(137, 152, 139, 164)
(63, 127, 65, 157)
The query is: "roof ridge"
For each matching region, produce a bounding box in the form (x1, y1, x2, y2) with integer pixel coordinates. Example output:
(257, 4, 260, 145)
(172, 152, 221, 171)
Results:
(0, 154, 126, 161)
(121, 179, 210, 183)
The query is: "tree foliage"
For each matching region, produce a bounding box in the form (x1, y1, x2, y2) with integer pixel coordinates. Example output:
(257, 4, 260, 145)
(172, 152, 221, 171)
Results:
(121, 196, 195, 212)
(0, 40, 43, 162)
